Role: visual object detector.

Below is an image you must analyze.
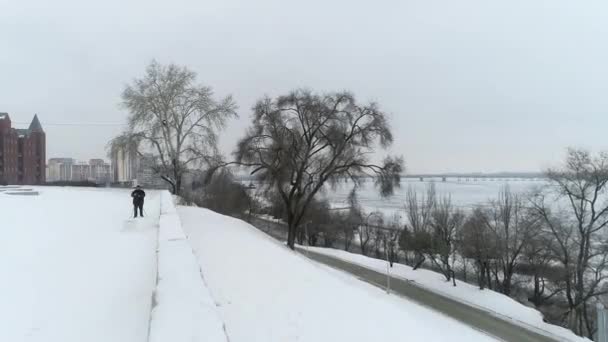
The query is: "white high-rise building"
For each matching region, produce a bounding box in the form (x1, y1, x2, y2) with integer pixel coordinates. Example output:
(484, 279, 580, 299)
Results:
(111, 144, 139, 185)
(47, 158, 74, 182)
(46, 157, 112, 184)
(89, 159, 112, 184)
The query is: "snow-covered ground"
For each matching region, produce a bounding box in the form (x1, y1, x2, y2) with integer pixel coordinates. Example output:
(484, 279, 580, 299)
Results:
(1, 187, 228, 342)
(179, 206, 498, 342)
(0, 187, 158, 342)
(6, 185, 583, 341)
(304, 246, 589, 342)
(149, 191, 227, 342)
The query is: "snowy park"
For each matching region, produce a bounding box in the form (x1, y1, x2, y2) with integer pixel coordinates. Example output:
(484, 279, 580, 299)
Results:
(3, 184, 599, 342)
(0, 186, 511, 342)
(0, 187, 159, 341)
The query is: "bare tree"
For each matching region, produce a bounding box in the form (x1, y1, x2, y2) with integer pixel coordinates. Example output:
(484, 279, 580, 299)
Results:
(460, 207, 497, 290)
(521, 232, 563, 308)
(117, 61, 237, 194)
(485, 185, 539, 296)
(373, 229, 386, 259)
(186, 169, 251, 216)
(429, 194, 464, 283)
(529, 148, 608, 337)
(234, 90, 403, 249)
(402, 183, 436, 270)
(299, 197, 332, 245)
(360, 211, 383, 256)
(384, 215, 403, 267)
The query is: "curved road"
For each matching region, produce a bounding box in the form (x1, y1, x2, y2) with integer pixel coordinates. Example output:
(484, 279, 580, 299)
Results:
(302, 249, 561, 342)
(249, 217, 562, 342)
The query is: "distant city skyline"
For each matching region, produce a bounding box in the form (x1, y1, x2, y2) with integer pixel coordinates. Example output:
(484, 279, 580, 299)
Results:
(47, 156, 112, 163)
(2, 0, 607, 174)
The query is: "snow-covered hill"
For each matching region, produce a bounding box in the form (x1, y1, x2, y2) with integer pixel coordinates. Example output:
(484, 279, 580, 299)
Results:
(179, 205, 497, 342)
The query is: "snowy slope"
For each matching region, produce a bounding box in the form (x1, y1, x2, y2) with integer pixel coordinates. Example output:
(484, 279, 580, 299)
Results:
(148, 192, 227, 342)
(179, 206, 498, 342)
(0, 187, 158, 342)
(305, 246, 589, 342)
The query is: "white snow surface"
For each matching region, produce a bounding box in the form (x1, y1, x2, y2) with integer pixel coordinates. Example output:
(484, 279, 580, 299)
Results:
(179, 206, 498, 342)
(0, 187, 158, 342)
(304, 246, 590, 342)
(148, 192, 227, 342)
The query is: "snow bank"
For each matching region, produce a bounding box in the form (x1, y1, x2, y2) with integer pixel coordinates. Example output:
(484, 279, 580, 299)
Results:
(305, 246, 589, 342)
(148, 191, 227, 342)
(179, 206, 497, 342)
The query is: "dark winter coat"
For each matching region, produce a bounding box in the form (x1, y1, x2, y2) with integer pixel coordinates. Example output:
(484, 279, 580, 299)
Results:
(131, 188, 146, 204)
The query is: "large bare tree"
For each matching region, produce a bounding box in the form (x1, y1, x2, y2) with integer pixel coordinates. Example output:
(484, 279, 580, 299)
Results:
(485, 185, 539, 296)
(530, 148, 608, 337)
(460, 207, 497, 290)
(429, 194, 464, 283)
(117, 61, 237, 194)
(235, 89, 403, 249)
(402, 183, 436, 270)
(522, 231, 562, 308)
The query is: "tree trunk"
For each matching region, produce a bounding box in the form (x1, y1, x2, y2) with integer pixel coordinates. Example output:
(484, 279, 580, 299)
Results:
(310, 233, 318, 246)
(286, 221, 297, 250)
(485, 262, 493, 290)
(161, 175, 176, 194)
(344, 230, 351, 251)
(569, 306, 585, 337)
(478, 260, 486, 290)
(502, 273, 512, 296)
(531, 274, 541, 307)
(175, 174, 182, 195)
(583, 302, 593, 339)
(462, 256, 468, 282)
(413, 254, 425, 270)
(296, 228, 305, 245)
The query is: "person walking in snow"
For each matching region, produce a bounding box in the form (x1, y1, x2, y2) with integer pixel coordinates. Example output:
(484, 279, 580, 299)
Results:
(131, 185, 146, 218)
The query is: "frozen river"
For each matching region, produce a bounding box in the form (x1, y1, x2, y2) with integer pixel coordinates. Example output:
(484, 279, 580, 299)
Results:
(321, 178, 547, 217)
(244, 177, 549, 218)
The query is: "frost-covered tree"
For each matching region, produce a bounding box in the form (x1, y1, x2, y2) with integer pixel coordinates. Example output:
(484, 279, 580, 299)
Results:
(115, 61, 237, 194)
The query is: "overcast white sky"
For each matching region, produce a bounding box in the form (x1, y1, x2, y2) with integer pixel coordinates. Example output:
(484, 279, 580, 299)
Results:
(1, 0, 606, 173)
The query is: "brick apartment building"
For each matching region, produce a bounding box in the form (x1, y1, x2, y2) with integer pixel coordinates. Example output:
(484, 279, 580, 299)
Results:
(0, 113, 46, 184)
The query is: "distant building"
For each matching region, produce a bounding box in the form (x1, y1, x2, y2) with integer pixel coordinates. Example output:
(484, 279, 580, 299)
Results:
(46, 157, 112, 184)
(47, 158, 74, 182)
(111, 142, 139, 185)
(0, 113, 46, 184)
(71, 162, 90, 182)
(89, 159, 112, 184)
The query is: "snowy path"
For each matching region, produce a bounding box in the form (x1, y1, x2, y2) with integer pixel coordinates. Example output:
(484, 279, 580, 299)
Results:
(249, 216, 586, 342)
(148, 192, 228, 342)
(0, 187, 160, 342)
(302, 249, 560, 342)
(179, 206, 497, 342)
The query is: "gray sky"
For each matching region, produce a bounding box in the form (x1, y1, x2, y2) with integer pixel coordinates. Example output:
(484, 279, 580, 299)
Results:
(1, 0, 606, 173)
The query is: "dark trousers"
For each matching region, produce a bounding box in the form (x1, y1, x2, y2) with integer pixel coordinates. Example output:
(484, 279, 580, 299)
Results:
(133, 201, 144, 217)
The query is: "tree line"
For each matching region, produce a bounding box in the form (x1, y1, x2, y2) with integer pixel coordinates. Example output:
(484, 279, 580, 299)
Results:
(111, 61, 608, 338)
(235, 150, 607, 339)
